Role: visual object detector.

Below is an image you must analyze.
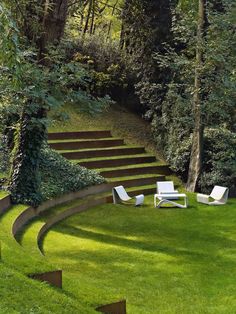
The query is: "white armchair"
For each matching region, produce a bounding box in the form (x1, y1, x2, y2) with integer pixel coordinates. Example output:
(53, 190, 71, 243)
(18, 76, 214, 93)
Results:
(197, 186, 229, 205)
(157, 181, 179, 200)
(112, 185, 144, 206)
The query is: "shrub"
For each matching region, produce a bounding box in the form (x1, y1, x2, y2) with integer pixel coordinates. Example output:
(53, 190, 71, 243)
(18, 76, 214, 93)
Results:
(0, 135, 9, 175)
(39, 146, 106, 201)
(200, 128, 236, 193)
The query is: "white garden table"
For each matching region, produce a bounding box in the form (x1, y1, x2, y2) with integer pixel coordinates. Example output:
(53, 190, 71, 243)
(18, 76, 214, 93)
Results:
(154, 193, 188, 208)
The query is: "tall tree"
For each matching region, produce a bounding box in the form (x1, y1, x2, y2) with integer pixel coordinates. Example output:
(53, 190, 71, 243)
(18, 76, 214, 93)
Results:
(120, 0, 177, 115)
(39, 0, 69, 59)
(186, 0, 207, 192)
(6, 0, 69, 206)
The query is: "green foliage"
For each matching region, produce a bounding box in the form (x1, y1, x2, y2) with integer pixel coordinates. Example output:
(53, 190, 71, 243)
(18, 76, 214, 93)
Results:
(67, 0, 123, 40)
(9, 117, 46, 207)
(39, 146, 105, 201)
(0, 135, 9, 175)
(200, 128, 236, 193)
(52, 37, 128, 104)
(0, 6, 111, 205)
(150, 0, 236, 191)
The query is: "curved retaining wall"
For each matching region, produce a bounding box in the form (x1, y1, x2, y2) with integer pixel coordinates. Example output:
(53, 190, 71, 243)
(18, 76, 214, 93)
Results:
(0, 195, 11, 215)
(12, 183, 111, 241)
(12, 206, 36, 237)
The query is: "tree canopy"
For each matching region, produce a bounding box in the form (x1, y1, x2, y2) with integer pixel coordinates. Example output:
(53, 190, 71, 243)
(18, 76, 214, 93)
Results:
(0, 0, 236, 205)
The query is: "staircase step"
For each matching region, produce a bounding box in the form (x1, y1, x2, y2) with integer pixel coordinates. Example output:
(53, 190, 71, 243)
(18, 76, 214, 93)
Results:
(109, 175, 165, 189)
(100, 164, 171, 178)
(61, 146, 145, 160)
(77, 155, 156, 169)
(49, 138, 124, 150)
(48, 130, 112, 140)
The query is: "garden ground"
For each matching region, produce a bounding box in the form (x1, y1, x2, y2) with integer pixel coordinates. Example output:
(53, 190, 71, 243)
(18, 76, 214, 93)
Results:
(41, 194, 236, 314)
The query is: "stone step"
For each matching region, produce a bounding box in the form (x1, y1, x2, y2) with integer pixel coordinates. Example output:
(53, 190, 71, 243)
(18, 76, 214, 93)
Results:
(49, 138, 124, 150)
(78, 155, 156, 169)
(110, 175, 165, 189)
(100, 164, 171, 178)
(48, 130, 112, 140)
(61, 146, 145, 160)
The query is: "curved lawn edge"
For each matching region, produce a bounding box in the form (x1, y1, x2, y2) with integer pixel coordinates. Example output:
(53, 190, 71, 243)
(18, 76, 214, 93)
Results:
(37, 196, 107, 254)
(12, 183, 111, 243)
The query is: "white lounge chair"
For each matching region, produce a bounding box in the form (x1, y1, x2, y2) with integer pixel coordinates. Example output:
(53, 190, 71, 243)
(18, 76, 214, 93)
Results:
(197, 186, 229, 205)
(157, 181, 179, 200)
(112, 185, 144, 206)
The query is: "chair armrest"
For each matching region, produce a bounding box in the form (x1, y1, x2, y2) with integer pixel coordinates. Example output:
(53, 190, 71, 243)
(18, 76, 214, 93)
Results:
(160, 191, 179, 194)
(135, 194, 144, 206)
(197, 193, 209, 204)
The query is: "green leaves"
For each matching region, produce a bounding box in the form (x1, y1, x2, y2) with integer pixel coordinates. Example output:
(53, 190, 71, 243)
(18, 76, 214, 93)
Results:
(39, 146, 105, 201)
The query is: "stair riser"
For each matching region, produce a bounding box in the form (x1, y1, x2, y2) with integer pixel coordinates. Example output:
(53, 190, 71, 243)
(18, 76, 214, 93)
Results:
(61, 147, 145, 159)
(48, 131, 111, 140)
(49, 139, 124, 150)
(78, 156, 156, 169)
(101, 165, 172, 178)
(111, 176, 165, 189)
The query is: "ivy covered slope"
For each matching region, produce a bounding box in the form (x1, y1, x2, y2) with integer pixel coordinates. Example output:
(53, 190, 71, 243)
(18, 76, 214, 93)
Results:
(0, 143, 105, 205)
(39, 146, 105, 202)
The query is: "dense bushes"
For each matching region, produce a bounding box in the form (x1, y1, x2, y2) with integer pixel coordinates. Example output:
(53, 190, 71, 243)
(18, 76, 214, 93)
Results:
(149, 1, 236, 192)
(200, 129, 236, 193)
(55, 37, 140, 111)
(39, 146, 105, 202)
(0, 135, 9, 182)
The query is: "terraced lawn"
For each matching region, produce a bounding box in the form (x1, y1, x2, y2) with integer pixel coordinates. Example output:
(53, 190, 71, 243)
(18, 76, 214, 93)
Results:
(0, 190, 9, 199)
(43, 194, 236, 314)
(0, 204, 95, 314)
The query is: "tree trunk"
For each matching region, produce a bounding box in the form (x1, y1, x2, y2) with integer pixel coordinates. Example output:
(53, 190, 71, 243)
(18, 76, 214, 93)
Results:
(186, 0, 207, 192)
(9, 0, 68, 205)
(38, 0, 68, 60)
(9, 106, 46, 207)
(107, 0, 119, 40)
(83, 0, 93, 36)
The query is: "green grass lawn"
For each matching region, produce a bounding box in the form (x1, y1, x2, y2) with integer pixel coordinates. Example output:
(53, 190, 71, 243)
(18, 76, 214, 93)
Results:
(0, 190, 8, 199)
(43, 194, 236, 314)
(0, 204, 97, 313)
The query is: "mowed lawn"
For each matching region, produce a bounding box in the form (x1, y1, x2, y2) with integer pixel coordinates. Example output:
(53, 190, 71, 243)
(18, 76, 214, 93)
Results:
(44, 194, 236, 314)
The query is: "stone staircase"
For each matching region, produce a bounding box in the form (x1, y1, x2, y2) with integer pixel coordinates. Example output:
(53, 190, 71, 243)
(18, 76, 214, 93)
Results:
(0, 130, 173, 313)
(48, 130, 171, 196)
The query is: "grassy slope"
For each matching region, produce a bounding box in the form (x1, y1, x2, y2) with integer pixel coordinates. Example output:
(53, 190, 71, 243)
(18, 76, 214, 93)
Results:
(0, 191, 8, 199)
(43, 195, 236, 314)
(49, 103, 165, 161)
(0, 204, 97, 313)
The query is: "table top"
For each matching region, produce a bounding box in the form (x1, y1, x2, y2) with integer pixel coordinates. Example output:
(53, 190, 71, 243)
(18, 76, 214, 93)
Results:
(154, 193, 187, 198)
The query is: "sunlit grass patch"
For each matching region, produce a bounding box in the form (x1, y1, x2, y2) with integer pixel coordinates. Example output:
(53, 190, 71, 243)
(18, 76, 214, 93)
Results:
(43, 195, 236, 313)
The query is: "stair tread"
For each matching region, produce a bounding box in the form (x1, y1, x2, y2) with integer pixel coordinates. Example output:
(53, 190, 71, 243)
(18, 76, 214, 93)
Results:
(58, 145, 144, 153)
(108, 174, 163, 182)
(74, 154, 156, 163)
(97, 162, 166, 172)
(48, 130, 110, 134)
(48, 137, 121, 143)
